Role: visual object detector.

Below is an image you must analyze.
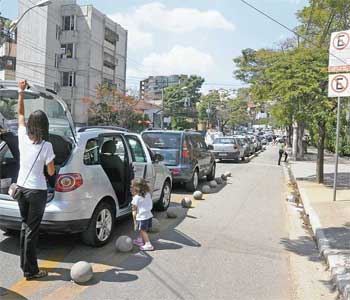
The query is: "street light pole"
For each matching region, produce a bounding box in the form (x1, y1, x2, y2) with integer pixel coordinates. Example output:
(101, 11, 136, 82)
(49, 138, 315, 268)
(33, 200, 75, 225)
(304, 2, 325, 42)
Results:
(10, 0, 52, 32)
(161, 88, 164, 129)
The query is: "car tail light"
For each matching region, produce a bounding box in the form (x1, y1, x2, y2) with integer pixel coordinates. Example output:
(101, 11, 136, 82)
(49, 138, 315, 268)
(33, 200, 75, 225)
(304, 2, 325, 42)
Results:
(182, 141, 190, 159)
(171, 169, 181, 175)
(55, 173, 83, 192)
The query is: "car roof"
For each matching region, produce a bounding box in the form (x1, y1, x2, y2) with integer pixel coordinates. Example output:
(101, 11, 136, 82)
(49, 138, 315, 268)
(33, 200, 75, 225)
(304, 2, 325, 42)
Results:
(77, 129, 140, 142)
(142, 130, 200, 135)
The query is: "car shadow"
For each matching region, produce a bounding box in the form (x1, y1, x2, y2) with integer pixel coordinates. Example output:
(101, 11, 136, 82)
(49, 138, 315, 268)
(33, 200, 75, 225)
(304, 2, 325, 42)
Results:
(0, 288, 29, 300)
(171, 179, 228, 196)
(0, 202, 201, 286)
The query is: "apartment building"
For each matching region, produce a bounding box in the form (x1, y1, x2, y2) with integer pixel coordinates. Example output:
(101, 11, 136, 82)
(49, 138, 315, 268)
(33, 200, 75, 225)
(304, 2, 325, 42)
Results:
(140, 75, 187, 106)
(0, 16, 16, 80)
(16, 0, 127, 125)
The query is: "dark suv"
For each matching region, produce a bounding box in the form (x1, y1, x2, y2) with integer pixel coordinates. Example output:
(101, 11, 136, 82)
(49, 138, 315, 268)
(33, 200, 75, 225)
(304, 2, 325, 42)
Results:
(142, 130, 216, 192)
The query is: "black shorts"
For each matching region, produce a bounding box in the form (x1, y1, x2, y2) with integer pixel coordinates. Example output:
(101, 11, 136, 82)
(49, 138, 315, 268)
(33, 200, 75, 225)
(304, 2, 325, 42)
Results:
(137, 218, 153, 231)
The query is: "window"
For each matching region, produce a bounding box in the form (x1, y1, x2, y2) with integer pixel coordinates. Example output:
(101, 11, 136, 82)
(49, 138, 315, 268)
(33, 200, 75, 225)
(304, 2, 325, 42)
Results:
(61, 72, 76, 87)
(84, 139, 99, 165)
(101, 136, 126, 162)
(54, 54, 60, 68)
(104, 28, 118, 45)
(61, 43, 74, 58)
(126, 136, 147, 163)
(56, 25, 61, 40)
(103, 61, 115, 70)
(190, 134, 207, 150)
(62, 15, 75, 31)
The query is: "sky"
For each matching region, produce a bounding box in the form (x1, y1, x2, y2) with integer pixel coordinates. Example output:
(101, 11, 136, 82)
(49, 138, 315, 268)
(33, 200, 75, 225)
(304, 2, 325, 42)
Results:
(0, 0, 308, 92)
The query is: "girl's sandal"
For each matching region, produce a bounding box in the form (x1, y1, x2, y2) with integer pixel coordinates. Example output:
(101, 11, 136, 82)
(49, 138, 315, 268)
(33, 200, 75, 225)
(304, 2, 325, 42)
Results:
(26, 270, 48, 280)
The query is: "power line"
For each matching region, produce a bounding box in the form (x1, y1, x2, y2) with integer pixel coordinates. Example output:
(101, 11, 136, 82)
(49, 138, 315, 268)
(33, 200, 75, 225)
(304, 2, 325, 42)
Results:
(239, 0, 348, 66)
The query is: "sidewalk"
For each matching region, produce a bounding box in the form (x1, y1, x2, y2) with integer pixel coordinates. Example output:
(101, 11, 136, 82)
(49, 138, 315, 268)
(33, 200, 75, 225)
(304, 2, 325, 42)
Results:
(289, 149, 350, 300)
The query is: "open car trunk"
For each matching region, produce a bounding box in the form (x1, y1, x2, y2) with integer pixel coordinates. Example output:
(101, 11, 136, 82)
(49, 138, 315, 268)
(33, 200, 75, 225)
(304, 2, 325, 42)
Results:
(0, 131, 73, 199)
(0, 81, 76, 199)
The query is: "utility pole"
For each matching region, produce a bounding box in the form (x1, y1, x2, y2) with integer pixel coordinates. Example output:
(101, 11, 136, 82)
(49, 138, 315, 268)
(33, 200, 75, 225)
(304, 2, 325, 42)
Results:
(160, 88, 164, 129)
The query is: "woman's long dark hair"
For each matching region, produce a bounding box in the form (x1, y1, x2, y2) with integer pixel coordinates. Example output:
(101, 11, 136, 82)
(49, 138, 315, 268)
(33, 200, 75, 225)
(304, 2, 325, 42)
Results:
(27, 110, 49, 144)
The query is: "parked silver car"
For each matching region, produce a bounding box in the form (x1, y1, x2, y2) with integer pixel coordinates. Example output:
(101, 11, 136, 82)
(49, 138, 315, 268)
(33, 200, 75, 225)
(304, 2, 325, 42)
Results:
(212, 137, 245, 161)
(0, 81, 172, 246)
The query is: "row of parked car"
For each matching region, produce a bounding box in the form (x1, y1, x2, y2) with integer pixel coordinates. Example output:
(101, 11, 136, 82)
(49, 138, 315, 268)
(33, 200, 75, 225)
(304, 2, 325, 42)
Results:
(211, 134, 266, 162)
(0, 81, 218, 247)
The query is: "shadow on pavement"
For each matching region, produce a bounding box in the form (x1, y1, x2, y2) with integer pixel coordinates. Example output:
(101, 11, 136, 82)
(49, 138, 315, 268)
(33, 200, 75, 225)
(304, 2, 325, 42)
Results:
(0, 201, 201, 286)
(297, 172, 350, 190)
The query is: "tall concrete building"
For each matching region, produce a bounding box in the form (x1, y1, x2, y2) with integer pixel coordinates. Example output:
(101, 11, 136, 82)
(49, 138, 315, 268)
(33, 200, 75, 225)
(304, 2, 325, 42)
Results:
(140, 75, 187, 106)
(17, 0, 127, 125)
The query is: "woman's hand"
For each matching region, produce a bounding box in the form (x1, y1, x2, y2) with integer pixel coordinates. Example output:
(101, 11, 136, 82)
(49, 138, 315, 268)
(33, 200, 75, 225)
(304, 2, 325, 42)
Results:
(18, 80, 27, 92)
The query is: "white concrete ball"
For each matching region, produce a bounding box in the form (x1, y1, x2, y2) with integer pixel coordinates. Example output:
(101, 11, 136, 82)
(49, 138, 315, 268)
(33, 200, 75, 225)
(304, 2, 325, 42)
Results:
(115, 235, 133, 252)
(70, 261, 93, 283)
(167, 207, 178, 218)
(221, 174, 227, 181)
(224, 171, 232, 178)
(209, 180, 218, 188)
(149, 218, 160, 233)
(215, 177, 223, 185)
(193, 191, 203, 200)
(181, 197, 192, 208)
(202, 185, 211, 194)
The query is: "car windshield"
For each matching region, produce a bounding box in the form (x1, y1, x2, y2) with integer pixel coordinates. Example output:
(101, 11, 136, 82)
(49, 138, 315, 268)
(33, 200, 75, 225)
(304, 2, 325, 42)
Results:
(142, 132, 181, 166)
(214, 138, 236, 144)
(0, 90, 73, 138)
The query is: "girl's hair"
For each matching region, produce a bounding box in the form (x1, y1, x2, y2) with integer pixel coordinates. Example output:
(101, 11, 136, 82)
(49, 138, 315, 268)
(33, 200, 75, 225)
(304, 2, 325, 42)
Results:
(132, 178, 150, 197)
(27, 110, 49, 144)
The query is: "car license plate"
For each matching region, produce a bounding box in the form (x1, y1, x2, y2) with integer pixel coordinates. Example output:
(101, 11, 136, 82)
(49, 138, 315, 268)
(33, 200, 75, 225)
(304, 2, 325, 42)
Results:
(219, 153, 227, 156)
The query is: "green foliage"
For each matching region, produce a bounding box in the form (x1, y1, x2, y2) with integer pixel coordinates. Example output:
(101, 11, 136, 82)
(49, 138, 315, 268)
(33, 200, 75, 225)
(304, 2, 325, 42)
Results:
(164, 75, 204, 129)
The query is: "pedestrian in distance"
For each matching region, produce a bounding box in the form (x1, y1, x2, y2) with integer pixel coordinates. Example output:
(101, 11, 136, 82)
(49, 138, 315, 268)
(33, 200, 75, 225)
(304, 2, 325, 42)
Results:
(131, 178, 154, 251)
(14, 80, 56, 280)
(278, 140, 288, 165)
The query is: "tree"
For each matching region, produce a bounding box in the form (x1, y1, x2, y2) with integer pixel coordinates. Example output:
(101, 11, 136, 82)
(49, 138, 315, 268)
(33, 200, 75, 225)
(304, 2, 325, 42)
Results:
(86, 84, 148, 131)
(163, 75, 204, 129)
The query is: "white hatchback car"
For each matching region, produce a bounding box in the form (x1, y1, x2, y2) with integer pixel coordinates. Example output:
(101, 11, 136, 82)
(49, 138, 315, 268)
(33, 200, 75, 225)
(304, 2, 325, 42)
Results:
(0, 81, 172, 246)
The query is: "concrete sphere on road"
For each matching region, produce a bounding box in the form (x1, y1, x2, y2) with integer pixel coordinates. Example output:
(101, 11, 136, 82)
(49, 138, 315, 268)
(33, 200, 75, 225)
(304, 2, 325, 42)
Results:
(224, 171, 232, 178)
(221, 174, 227, 181)
(202, 185, 211, 194)
(115, 235, 133, 252)
(193, 191, 203, 200)
(167, 207, 178, 218)
(70, 261, 93, 283)
(215, 177, 223, 185)
(181, 197, 192, 208)
(149, 218, 160, 233)
(209, 180, 218, 188)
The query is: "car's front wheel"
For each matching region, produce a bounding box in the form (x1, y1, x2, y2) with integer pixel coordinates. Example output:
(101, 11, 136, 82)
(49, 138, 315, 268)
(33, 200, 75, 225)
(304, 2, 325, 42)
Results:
(186, 169, 199, 192)
(81, 201, 115, 247)
(155, 180, 172, 211)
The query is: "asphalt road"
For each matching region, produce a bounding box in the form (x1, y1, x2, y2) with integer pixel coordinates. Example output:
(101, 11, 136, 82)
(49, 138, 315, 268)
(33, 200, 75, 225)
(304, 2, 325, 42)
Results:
(0, 146, 294, 300)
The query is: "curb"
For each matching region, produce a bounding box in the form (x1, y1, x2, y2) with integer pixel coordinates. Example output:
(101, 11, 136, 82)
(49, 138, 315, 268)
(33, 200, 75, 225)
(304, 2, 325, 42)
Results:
(283, 163, 350, 300)
(247, 149, 262, 162)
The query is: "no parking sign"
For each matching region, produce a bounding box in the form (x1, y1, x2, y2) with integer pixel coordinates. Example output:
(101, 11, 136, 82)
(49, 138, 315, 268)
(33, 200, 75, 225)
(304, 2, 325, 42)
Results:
(328, 73, 350, 97)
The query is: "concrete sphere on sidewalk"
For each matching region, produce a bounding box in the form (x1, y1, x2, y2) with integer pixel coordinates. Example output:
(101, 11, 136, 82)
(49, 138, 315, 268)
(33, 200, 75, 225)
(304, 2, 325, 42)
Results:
(202, 185, 211, 194)
(215, 177, 223, 185)
(70, 261, 93, 283)
(224, 171, 232, 178)
(209, 180, 218, 188)
(167, 207, 178, 218)
(193, 191, 203, 200)
(149, 218, 160, 233)
(115, 235, 133, 252)
(181, 197, 192, 208)
(221, 174, 227, 181)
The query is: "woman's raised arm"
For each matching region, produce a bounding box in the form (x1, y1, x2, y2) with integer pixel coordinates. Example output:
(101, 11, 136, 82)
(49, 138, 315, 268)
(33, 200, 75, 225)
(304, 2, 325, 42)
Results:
(18, 80, 27, 128)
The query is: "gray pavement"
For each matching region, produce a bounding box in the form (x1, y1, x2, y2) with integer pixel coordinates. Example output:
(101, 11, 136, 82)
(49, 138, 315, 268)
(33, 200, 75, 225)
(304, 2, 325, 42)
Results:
(0, 147, 294, 300)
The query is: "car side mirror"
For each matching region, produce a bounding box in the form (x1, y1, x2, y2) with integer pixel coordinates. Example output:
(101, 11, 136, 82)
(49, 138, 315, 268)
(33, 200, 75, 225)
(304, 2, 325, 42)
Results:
(207, 145, 214, 150)
(154, 153, 164, 162)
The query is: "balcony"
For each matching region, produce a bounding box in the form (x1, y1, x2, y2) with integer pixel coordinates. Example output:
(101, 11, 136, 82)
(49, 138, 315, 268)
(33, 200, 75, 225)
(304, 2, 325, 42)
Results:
(60, 30, 78, 43)
(59, 57, 78, 70)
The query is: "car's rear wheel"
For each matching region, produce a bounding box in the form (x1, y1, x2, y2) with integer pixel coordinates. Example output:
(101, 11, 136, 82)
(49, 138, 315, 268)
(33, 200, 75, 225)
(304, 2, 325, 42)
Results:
(206, 163, 216, 181)
(186, 169, 199, 192)
(81, 202, 115, 247)
(155, 180, 172, 211)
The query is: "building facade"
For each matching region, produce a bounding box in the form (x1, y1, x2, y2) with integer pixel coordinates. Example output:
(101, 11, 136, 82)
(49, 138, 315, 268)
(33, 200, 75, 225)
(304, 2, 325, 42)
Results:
(0, 16, 16, 81)
(17, 0, 127, 125)
(140, 75, 187, 106)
